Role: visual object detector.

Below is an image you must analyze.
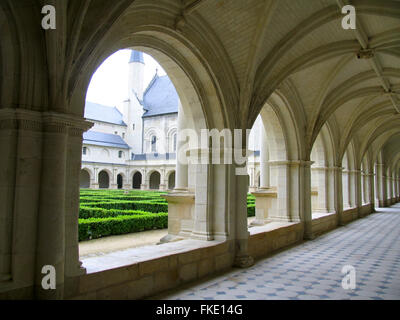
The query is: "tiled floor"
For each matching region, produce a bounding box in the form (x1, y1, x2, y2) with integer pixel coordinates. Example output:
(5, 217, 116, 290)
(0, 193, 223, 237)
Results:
(153, 204, 400, 300)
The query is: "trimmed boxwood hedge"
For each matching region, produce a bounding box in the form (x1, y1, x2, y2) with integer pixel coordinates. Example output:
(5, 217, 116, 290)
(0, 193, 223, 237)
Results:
(77, 190, 256, 241)
(79, 206, 166, 219)
(78, 213, 168, 241)
(81, 200, 168, 213)
(247, 204, 255, 217)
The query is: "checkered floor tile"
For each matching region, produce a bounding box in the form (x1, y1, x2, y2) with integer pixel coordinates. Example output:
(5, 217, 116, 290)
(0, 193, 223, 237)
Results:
(152, 204, 400, 300)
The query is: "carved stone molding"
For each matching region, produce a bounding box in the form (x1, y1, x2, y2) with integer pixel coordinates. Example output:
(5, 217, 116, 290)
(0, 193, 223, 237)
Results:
(0, 108, 93, 134)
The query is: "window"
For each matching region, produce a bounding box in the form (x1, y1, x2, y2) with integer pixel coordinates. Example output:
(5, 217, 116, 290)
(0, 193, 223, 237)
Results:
(173, 133, 177, 152)
(82, 147, 87, 155)
(115, 131, 118, 135)
(118, 151, 123, 158)
(151, 136, 157, 153)
(122, 133, 125, 139)
(132, 124, 135, 131)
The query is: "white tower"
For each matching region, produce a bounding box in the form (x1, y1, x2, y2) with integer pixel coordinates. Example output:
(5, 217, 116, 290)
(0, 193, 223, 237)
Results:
(126, 50, 145, 155)
(129, 50, 145, 100)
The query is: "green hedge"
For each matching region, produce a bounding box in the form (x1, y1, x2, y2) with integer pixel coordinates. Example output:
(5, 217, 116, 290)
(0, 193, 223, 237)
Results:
(79, 206, 166, 219)
(247, 204, 255, 217)
(78, 213, 168, 241)
(81, 200, 168, 213)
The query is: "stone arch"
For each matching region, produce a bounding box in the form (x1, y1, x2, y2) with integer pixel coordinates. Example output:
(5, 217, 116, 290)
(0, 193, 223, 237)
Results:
(117, 173, 124, 189)
(253, 90, 305, 223)
(342, 142, 357, 209)
(132, 171, 143, 189)
(167, 127, 178, 153)
(149, 171, 161, 190)
(167, 170, 176, 190)
(98, 170, 111, 189)
(79, 169, 91, 189)
(310, 124, 336, 214)
(68, 21, 237, 269)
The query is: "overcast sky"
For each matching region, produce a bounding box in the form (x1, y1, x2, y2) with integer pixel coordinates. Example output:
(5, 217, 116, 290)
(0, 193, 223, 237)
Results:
(85, 49, 166, 107)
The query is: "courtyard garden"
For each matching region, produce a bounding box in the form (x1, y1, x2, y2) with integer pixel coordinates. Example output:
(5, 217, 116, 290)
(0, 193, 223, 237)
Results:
(79, 189, 256, 241)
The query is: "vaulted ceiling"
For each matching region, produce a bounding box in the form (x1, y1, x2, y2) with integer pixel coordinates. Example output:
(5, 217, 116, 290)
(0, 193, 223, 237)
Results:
(1, 0, 400, 172)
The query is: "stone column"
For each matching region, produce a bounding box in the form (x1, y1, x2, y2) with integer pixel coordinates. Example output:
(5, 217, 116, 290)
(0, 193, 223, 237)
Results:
(259, 124, 270, 190)
(333, 166, 344, 225)
(191, 149, 213, 241)
(311, 167, 330, 213)
(110, 168, 118, 189)
(0, 112, 17, 283)
(388, 176, 394, 204)
(174, 102, 189, 192)
(141, 169, 148, 190)
(354, 169, 362, 217)
(35, 115, 69, 299)
(92, 167, 99, 189)
(159, 168, 166, 190)
(64, 121, 93, 295)
(342, 170, 351, 209)
(233, 160, 254, 268)
(376, 163, 387, 207)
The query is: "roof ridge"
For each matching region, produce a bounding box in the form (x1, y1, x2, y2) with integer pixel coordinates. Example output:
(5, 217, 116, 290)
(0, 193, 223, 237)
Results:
(143, 71, 159, 98)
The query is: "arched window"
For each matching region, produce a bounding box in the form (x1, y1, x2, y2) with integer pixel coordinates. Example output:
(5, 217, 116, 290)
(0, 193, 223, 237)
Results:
(118, 150, 123, 158)
(82, 147, 87, 155)
(173, 133, 177, 152)
(151, 136, 157, 153)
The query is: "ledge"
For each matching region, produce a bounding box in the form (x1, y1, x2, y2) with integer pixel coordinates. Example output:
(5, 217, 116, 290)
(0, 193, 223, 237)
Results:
(81, 239, 224, 274)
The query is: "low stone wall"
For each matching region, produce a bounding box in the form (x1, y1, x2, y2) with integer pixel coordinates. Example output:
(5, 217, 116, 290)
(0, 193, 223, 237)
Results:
(248, 222, 304, 260)
(359, 203, 373, 217)
(342, 207, 359, 223)
(66, 241, 234, 300)
(311, 213, 338, 237)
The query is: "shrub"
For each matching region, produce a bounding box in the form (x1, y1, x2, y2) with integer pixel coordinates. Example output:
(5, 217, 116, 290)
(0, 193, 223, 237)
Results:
(247, 204, 255, 217)
(78, 213, 168, 241)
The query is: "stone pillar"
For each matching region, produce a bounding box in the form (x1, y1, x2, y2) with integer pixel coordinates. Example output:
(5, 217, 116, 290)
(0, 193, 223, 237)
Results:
(367, 172, 375, 209)
(174, 102, 189, 192)
(35, 116, 69, 299)
(259, 124, 270, 190)
(110, 168, 118, 189)
(159, 193, 195, 243)
(159, 168, 166, 191)
(64, 121, 93, 294)
(376, 163, 387, 207)
(233, 161, 254, 268)
(298, 161, 313, 239)
(333, 166, 344, 225)
(251, 188, 277, 226)
(354, 169, 362, 217)
(92, 167, 99, 189)
(311, 167, 330, 213)
(191, 149, 213, 240)
(342, 170, 351, 209)
(268, 161, 289, 222)
(141, 169, 148, 190)
(0, 112, 17, 283)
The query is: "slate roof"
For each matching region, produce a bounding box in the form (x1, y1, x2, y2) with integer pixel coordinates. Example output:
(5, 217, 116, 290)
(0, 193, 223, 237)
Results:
(142, 74, 179, 118)
(84, 102, 126, 126)
(83, 131, 130, 149)
(129, 50, 144, 64)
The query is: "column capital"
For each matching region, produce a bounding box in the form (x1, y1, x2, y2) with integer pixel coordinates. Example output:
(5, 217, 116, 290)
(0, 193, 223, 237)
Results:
(0, 108, 93, 134)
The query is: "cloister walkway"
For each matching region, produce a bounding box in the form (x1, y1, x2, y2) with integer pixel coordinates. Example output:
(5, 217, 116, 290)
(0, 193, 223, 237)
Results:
(152, 205, 400, 300)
